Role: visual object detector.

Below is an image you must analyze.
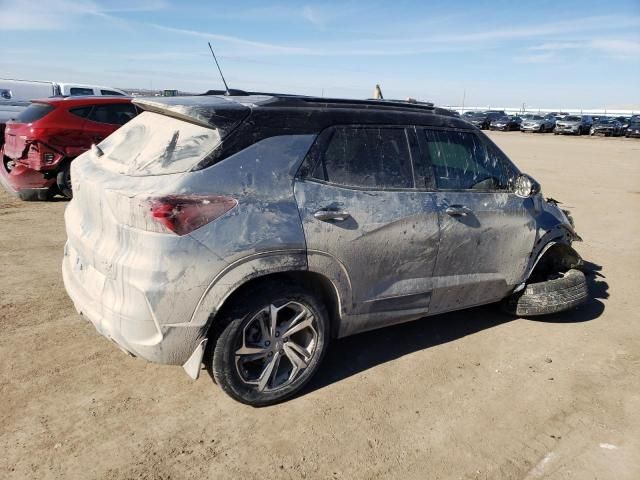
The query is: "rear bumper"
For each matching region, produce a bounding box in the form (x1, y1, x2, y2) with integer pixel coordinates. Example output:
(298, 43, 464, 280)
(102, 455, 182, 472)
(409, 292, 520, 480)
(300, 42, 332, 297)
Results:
(62, 241, 206, 365)
(0, 157, 56, 200)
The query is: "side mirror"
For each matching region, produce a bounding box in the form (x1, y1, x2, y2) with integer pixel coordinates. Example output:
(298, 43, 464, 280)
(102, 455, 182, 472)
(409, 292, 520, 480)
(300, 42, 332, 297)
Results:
(514, 173, 541, 198)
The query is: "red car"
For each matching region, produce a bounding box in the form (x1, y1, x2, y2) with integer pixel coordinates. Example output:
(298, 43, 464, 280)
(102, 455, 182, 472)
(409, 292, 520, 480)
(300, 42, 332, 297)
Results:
(0, 96, 138, 200)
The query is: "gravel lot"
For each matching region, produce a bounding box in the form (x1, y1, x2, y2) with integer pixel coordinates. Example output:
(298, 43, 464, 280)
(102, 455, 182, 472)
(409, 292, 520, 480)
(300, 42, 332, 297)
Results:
(1, 132, 639, 479)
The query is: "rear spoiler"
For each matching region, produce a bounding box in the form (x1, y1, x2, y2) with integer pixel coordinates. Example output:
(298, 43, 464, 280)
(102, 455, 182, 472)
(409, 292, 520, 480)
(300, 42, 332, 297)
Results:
(133, 96, 250, 130)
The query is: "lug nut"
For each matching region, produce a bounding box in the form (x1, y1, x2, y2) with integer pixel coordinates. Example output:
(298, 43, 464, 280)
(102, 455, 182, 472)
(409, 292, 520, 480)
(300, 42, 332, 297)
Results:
(283, 337, 288, 343)
(268, 352, 273, 357)
(265, 340, 270, 346)
(275, 331, 280, 338)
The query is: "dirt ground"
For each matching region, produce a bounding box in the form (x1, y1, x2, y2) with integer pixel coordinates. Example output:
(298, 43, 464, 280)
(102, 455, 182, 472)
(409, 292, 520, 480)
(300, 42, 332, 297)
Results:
(1, 132, 639, 479)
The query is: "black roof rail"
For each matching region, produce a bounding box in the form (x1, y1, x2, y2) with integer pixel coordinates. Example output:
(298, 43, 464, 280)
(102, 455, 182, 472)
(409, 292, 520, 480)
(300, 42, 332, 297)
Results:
(198, 89, 457, 116)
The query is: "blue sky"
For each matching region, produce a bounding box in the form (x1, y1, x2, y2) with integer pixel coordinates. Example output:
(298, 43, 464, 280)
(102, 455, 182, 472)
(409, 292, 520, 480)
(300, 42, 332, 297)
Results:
(1, 0, 639, 108)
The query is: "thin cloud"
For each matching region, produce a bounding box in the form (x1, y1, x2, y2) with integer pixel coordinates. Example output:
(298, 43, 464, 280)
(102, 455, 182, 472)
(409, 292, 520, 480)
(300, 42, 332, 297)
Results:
(514, 52, 558, 64)
(301, 5, 324, 26)
(0, 0, 165, 30)
(529, 38, 640, 59)
(591, 39, 640, 59)
(148, 24, 312, 54)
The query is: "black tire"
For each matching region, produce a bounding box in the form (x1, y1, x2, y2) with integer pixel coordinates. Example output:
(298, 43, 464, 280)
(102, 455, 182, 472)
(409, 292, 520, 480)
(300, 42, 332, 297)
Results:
(501, 269, 588, 316)
(56, 162, 73, 199)
(211, 284, 329, 406)
(3, 156, 14, 172)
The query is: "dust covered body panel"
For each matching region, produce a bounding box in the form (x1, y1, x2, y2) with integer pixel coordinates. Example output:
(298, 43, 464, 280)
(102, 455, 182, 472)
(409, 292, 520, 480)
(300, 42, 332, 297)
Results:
(62, 93, 581, 377)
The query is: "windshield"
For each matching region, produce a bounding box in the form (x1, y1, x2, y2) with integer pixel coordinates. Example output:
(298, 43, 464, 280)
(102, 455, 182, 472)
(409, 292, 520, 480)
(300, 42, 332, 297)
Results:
(531, 115, 544, 120)
(96, 111, 221, 176)
(15, 103, 55, 123)
(496, 116, 510, 121)
(597, 119, 614, 124)
(564, 116, 581, 121)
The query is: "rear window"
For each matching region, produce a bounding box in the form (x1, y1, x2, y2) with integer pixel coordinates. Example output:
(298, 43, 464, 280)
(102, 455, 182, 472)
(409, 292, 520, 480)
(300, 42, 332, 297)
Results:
(69, 106, 92, 118)
(565, 116, 581, 121)
(95, 111, 221, 176)
(88, 103, 137, 125)
(311, 127, 413, 189)
(15, 103, 55, 123)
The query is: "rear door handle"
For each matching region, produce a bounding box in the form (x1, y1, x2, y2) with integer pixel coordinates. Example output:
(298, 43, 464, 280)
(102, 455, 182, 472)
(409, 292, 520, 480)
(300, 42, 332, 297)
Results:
(314, 209, 350, 222)
(445, 205, 472, 217)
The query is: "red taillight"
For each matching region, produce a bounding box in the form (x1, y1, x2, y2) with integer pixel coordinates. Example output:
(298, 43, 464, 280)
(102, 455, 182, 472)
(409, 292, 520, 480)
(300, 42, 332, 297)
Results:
(148, 195, 237, 236)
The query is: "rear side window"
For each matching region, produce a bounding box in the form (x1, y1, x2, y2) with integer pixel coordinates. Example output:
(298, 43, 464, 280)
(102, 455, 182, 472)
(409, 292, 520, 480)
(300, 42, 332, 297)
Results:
(15, 103, 55, 123)
(311, 127, 413, 189)
(101, 89, 124, 96)
(69, 106, 92, 119)
(423, 129, 511, 191)
(70, 87, 94, 96)
(88, 103, 138, 125)
(96, 111, 221, 176)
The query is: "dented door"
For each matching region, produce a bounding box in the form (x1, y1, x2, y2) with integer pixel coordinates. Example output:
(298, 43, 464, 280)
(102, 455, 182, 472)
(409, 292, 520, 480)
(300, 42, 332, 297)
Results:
(295, 180, 440, 317)
(430, 191, 537, 313)
(419, 127, 537, 314)
(294, 126, 441, 327)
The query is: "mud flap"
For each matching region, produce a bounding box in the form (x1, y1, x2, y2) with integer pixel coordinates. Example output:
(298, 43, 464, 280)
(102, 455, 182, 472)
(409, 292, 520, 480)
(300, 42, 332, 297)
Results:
(183, 338, 208, 380)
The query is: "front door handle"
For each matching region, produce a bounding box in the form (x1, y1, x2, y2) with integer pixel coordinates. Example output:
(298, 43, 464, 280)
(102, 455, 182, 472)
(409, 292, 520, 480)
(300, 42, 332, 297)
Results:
(314, 209, 350, 222)
(445, 205, 472, 217)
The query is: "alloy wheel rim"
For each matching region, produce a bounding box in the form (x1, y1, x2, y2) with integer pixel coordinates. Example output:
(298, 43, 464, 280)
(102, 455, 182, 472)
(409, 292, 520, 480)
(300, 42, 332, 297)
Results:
(235, 301, 318, 393)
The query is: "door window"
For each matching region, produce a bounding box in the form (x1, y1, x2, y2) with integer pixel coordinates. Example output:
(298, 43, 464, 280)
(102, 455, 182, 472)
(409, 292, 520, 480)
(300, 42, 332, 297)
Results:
(422, 129, 511, 191)
(88, 103, 138, 125)
(311, 127, 413, 189)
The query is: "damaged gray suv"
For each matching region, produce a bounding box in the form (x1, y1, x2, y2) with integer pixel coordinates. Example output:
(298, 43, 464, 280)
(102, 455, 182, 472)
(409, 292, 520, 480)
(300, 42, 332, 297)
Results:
(63, 93, 587, 406)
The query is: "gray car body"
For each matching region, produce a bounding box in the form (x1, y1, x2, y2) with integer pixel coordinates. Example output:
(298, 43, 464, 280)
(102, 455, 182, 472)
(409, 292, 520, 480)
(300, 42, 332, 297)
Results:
(555, 116, 593, 135)
(62, 94, 579, 378)
(521, 115, 556, 132)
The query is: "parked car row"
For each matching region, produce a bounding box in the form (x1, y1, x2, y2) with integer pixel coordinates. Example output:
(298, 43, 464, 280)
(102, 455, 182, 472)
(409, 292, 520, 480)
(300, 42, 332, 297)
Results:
(462, 110, 640, 137)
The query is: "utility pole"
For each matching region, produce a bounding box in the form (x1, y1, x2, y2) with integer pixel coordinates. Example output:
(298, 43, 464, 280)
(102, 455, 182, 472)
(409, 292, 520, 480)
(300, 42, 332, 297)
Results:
(462, 89, 466, 112)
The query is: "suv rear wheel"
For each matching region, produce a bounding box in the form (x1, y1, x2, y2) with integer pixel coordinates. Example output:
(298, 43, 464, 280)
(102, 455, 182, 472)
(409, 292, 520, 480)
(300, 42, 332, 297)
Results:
(212, 284, 329, 406)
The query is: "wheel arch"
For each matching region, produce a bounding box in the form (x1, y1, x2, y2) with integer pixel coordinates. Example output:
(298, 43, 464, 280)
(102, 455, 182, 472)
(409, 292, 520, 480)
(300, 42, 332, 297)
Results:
(519, 236, 583, 292)
(208, 270, 342, 340)
(190, 250, 344, 345)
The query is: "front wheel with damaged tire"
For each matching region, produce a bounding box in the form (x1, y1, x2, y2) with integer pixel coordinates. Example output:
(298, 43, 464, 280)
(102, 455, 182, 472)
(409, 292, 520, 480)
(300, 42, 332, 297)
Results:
(501, 269, 588, 316)
(211, 285, 329, 406)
